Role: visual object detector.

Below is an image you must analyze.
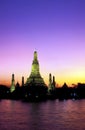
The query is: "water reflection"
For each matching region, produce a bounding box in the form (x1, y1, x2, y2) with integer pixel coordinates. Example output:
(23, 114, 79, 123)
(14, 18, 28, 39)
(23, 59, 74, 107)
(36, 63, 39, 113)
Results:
(0, 99, 85, 130)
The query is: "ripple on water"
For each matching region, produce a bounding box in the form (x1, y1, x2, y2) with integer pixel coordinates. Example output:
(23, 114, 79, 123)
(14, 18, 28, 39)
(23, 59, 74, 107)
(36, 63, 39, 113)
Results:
(0, 99, 85, 130)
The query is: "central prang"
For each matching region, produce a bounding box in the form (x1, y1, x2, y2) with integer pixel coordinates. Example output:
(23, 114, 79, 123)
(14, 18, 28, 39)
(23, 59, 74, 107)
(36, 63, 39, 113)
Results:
(25, 51, 46, 86)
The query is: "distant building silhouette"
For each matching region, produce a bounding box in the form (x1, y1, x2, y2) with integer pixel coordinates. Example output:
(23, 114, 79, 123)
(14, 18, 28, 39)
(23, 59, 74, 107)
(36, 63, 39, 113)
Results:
(62, 82, 68, 88)
(10, 74, 15, 93)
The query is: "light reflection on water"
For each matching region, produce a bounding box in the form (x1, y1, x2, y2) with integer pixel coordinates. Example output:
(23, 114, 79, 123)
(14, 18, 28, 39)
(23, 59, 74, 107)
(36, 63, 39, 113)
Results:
(0, 99, 85, 130)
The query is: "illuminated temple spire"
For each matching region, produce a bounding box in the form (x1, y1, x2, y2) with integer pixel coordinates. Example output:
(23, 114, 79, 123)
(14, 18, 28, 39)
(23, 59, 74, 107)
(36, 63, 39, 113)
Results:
(31, 51, 40, 76)
(26, 51, 46, 86)
(10, 74, 15, 93)
(48, 73, 56, 93)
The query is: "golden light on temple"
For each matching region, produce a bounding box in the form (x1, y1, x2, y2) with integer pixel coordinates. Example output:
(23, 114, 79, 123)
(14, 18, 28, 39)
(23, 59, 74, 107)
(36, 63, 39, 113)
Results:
(25, 51, 46, 87)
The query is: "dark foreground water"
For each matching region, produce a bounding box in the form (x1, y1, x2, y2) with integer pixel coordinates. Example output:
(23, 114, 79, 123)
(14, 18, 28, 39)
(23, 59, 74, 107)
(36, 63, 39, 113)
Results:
(0, 99, 85, 130)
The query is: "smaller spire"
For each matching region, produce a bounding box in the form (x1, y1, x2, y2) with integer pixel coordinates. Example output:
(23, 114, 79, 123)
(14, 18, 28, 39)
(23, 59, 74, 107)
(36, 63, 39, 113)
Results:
(49, 73, 52, 85)
(22, 76, 24, 87)
(53, 76, 55, 88)
(10, 74, 15, 93)
(48, 74, 56, 93)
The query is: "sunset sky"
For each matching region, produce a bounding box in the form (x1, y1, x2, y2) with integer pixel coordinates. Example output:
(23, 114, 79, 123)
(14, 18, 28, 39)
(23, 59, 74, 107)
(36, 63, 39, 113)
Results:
(0, 0, 85, 87)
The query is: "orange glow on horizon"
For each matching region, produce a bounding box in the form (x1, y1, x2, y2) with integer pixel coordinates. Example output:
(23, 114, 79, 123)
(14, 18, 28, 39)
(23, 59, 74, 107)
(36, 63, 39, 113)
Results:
(0, 72, 85, 88)
(0, 59, 85, 87)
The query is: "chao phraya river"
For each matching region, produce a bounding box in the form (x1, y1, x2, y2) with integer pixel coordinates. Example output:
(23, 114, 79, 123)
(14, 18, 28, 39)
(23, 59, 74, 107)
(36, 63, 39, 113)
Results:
(0, 99, 85, 130)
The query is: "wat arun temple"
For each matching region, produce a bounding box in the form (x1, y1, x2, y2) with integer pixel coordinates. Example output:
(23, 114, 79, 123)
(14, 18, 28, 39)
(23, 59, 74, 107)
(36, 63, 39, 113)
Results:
(2, 51, 84, 101)
(10, 51, 56, 96)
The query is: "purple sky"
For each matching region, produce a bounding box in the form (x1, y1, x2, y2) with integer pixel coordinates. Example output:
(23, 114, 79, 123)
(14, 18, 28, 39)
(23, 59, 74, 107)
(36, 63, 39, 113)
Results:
(0, 0, 85, 86)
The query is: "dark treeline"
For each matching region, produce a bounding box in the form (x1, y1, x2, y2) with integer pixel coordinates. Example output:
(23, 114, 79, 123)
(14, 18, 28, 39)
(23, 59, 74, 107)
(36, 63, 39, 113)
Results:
(0, 83, 85, 102)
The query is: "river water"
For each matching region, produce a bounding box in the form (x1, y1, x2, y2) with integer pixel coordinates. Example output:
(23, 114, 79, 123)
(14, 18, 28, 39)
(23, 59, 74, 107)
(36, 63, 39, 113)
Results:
(0, 99, 85, 130)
